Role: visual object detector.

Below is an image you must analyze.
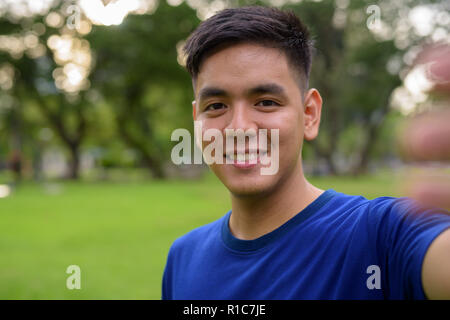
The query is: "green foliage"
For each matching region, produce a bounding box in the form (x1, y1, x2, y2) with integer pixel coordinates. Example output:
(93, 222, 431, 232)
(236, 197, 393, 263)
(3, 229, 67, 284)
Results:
(86, 2, 199, 176)
(286, 0, 404, 174)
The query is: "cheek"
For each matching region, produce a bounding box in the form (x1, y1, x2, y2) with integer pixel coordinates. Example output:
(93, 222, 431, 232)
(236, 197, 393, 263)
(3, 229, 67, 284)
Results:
(267, 110, 304, 149)
(198, 120, 223, 149)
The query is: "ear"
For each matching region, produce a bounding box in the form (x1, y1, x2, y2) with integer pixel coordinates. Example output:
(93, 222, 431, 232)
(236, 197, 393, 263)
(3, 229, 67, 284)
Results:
(192, 100, 203, 151)
(303, 89, 322, 141)
(192, 100, 197, 120)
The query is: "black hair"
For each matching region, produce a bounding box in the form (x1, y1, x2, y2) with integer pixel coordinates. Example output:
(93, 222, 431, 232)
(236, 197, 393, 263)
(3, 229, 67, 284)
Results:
(183, 6, 314, 89)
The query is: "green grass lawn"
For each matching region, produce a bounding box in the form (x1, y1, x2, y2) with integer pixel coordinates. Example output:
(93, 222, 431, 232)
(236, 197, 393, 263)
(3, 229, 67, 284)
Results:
(0, 170, 403, 299)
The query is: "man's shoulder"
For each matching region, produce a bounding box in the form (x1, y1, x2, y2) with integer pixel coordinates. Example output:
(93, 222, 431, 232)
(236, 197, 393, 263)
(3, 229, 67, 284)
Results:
(169, 213, 228, 254)
(325, 190, 430, 223)
(326, 189, 398, 215)
(330, 190, 450, 229)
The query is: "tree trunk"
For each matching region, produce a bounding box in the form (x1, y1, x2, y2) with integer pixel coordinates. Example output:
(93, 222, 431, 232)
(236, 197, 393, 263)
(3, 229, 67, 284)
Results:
(352, 93, 392, 175)
(141, 152, 165, 179)
(10, 104, 23, 183)
(312, 141, 338, 176)
(117, 123, 166, 179)
(68, 144, 80, 180)
(325, 154, 338, 176)
(34, 93, 87, 180)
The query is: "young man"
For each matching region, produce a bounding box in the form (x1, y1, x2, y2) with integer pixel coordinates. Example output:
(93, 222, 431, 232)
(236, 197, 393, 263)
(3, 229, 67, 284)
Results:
(162, 6, 450, 299)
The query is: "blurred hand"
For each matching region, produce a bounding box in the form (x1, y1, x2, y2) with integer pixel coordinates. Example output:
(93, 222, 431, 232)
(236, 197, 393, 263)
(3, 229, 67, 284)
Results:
(399, 43, 450, 210)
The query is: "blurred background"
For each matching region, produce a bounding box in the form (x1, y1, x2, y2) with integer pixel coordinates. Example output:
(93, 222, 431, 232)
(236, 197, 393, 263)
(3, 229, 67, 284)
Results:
(0, 0, 448, 299)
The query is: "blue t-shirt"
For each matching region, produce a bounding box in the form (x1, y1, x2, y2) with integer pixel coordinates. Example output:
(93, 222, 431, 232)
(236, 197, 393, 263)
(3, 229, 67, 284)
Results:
(162, 189, 450, 299)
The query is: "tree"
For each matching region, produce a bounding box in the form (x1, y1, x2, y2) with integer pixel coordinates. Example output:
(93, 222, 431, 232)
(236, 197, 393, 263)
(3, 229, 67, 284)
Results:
(285, 0, 439, 175)
(0, 1, 93, 179)
(87, 1, 199, 178)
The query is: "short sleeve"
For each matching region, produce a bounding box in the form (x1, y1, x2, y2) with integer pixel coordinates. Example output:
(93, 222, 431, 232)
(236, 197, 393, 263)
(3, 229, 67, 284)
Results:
(161, 246, 175, 300)
(372, 197, 450, 299)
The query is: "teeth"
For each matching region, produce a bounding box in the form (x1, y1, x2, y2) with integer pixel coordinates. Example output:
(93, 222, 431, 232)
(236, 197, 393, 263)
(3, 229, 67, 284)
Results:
(226, 154, 235, 161)
(225, 152, 266, 162)
(248, 153, 257, 162)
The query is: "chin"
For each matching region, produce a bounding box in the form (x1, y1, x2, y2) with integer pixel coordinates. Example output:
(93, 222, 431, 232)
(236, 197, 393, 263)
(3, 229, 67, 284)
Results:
(211, 164, 279, 197)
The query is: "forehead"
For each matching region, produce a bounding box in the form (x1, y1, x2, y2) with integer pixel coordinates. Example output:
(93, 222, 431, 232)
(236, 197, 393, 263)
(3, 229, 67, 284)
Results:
(195, 42, 300, 97)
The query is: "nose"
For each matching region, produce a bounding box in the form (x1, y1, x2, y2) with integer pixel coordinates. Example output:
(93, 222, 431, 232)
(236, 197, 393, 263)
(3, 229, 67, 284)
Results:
(224, 102, 258, 152)
(225, 101, 258, 132)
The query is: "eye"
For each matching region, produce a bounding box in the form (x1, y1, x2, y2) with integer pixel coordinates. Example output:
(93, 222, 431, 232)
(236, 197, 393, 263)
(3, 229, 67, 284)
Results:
(256, 100, 280, 107)
(205, 102, 226, 111)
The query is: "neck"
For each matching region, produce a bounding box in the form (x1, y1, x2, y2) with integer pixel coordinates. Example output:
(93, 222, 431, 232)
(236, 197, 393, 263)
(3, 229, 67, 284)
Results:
(228, 162, 324, 240)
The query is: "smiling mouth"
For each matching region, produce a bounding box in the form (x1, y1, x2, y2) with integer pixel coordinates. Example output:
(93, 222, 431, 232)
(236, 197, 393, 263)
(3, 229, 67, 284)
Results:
(224, 150, 268, 163)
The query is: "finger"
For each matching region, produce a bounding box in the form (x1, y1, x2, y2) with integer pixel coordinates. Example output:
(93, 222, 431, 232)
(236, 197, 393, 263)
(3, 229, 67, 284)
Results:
(415, 44, 450, 92)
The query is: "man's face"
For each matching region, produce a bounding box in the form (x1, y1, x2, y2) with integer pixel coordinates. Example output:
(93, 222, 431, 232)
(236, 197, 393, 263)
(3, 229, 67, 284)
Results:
(193, 42, 321, 197)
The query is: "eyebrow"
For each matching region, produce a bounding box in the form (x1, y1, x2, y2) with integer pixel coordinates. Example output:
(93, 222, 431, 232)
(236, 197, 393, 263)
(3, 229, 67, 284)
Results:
(198, 83, 287, 102)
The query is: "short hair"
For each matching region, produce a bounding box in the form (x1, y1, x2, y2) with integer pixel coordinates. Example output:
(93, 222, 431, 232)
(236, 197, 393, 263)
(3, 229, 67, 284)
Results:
(183, 6, 314, 90)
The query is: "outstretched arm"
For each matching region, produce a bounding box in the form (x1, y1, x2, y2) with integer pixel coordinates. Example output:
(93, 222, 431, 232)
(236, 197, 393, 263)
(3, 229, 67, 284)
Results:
(400, 44, 450, 299)
(422, 228, 450, 299)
